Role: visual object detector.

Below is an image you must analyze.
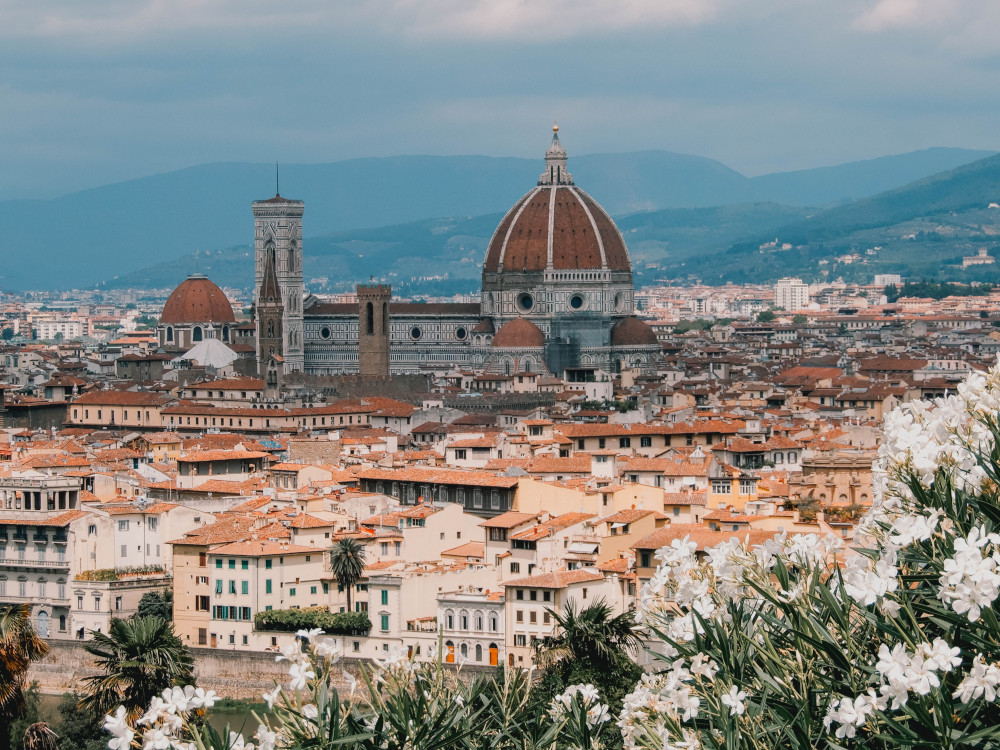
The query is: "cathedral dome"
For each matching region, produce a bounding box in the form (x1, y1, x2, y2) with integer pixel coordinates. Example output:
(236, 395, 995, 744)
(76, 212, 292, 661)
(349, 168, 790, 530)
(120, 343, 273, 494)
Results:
(161, 275, 236, 324)
(492, 318, 545, 348)
(483, 128, 630, 274)
(610, 316, 659, 347)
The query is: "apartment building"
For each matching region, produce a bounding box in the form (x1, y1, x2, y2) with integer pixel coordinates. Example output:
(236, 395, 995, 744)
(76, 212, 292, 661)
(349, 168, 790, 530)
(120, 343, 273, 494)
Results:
(207, 539, 325, 650)
(503, 568, 616, 667)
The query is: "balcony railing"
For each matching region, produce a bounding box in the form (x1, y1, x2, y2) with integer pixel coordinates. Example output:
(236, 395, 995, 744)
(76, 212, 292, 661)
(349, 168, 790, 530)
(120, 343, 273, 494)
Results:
(52, 533, 68, 543)
(33, 533, 48, 543)
(12, 534, 27, 543)
(0, 557, 70, 568)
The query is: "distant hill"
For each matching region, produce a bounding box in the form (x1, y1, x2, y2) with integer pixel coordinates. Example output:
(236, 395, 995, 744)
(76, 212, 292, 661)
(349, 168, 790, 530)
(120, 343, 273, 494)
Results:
(748, 147, 995, 207)
(688, 153, 1000, 284)
(3, 146, 992, 291)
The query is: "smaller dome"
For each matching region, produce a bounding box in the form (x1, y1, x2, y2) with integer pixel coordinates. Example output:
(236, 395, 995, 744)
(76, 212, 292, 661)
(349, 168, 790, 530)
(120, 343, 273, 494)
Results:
(611, 316, 659, 347)
(161, 275, 236, 325)
(492, 318, 545, 348)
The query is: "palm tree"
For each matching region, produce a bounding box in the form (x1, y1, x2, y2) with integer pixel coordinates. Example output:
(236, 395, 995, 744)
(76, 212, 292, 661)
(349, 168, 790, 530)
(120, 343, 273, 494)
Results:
(0, 604, 49, 729)
(79, 616, 194, 721)
(533, 598, 642, 671)
(330, 537, 367, 613)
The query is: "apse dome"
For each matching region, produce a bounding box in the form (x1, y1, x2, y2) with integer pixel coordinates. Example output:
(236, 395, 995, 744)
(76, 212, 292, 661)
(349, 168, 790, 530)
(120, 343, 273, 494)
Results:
(161, 274, 235, 324)
(491, 317, 545, 348)
(157, 274, 236, 350)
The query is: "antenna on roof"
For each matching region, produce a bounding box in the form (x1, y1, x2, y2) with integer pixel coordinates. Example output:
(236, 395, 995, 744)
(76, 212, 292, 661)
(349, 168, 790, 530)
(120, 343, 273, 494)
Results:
(275, 162, 280, 196)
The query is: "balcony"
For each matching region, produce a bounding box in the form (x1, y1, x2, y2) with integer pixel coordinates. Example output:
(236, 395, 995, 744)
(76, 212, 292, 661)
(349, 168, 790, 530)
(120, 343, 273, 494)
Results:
(12, 534, 27, 543)
(0, 556, 70, 569)
(33, 533, 48, 543)
(52, 533, 68, 544)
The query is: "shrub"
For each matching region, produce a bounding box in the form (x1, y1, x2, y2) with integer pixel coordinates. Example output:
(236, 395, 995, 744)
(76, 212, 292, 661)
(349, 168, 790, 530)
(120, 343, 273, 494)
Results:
(253, 606, 372, 635)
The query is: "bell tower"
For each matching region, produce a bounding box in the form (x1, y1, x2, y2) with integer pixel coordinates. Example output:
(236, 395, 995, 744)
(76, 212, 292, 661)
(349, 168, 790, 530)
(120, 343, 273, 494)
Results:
(252, 189, 304, 373)
(357, 284, 391, 378)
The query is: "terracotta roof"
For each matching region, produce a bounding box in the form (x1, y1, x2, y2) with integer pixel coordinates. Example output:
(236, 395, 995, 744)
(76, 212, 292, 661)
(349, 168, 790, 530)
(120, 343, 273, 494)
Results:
(0, 510, 87, 527)
(160, 275, 236, 324)
(510, 512, 595, 542)
(479, 511, 539, 529)
(598, 557, 632, 574)
(167, 515, 257, 546)
(441, 541, 485, 558)
(632, 524, 780, 553)
(504, 568, 604, 589)
(600, 508, 658, 524)
(71, 391, 170, 406)
(527, 456, 592, 474)
(176, 450, 271, 463)
(355, 467, 519, 489)
(187, 377, 264, 390)
(209, 539, 314, 556)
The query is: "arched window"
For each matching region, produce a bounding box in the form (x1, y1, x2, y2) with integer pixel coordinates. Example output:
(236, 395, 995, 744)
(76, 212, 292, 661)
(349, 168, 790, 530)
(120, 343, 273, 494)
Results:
(266, 320, 275, 338)
(475, 644, 483, 662)
(193, 326, 203, 342)
(58, 615, 66, 632)
(489, 614, 498, 632)
(460, 643, 468, 658)
(460, 610, 468, 630)
(445, 609, 454, 629)
(166, 326, 174, 342)
(366, 302, 374, 336)
(222, 325, 230, 343)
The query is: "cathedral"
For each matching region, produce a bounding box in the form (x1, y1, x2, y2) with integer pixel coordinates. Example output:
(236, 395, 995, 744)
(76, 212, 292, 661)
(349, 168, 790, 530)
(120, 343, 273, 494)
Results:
(252, 126, 661, 378)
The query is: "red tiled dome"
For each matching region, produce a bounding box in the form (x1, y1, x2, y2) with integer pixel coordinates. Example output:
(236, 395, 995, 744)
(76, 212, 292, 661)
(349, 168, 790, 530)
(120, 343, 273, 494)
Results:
(483, 186, 631, 274)
(492, 318, 545, 348)
(483, 129, 630, 275)
(160, 275, 236, 324)
(610, 316, 659, 347)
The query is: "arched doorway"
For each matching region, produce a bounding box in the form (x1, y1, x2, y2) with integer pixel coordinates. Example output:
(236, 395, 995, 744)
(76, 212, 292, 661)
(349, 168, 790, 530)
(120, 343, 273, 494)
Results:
(489, 643, 499, 666)
(37, 611, 49, 638)
(445, 640, 455, 664)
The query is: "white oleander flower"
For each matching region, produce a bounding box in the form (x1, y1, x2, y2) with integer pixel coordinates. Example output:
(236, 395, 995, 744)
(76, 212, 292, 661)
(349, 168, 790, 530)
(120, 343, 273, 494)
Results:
(288, 661, 316, 691)
(720, 686, 747, 716)
(296, 627, 324, 641)
(262, 685, 282, 709)
(255, 725, 278, 750)
(302, 703, 318, 719)
(954, 654, 1000, 703)
(823, 690, 883, 740)
(689, 653, 719, 680)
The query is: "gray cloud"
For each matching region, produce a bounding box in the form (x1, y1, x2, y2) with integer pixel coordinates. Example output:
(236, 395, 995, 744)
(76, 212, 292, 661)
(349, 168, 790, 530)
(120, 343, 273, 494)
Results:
(1, 1, 999, 199)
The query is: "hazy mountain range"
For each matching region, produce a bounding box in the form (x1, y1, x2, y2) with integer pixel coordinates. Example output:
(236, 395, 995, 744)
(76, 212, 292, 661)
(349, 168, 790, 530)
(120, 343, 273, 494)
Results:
(1, 146, 995, 291)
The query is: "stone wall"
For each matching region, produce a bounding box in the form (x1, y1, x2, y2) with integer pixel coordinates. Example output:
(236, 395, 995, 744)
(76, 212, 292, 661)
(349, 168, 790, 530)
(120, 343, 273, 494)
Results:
(28, 641, 496, 700)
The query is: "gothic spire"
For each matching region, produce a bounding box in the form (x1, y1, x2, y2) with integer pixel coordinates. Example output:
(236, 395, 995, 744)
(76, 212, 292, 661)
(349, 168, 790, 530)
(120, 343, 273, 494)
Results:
(259, 246, 281, 305)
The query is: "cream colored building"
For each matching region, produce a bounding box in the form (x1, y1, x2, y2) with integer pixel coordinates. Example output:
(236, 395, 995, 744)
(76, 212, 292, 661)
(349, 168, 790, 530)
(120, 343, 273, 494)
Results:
(503, 568, 617, 667)
(207, 539, 325, 650)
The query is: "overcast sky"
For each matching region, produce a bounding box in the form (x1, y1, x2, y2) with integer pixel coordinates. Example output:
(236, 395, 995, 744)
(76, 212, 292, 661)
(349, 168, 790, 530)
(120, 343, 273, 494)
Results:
(3, 0, 1000, 200)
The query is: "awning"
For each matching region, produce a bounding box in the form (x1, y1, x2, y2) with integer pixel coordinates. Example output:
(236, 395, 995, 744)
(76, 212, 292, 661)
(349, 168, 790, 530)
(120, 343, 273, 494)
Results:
(568, 542, 600, 554)
(610, 522, 627, 529)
